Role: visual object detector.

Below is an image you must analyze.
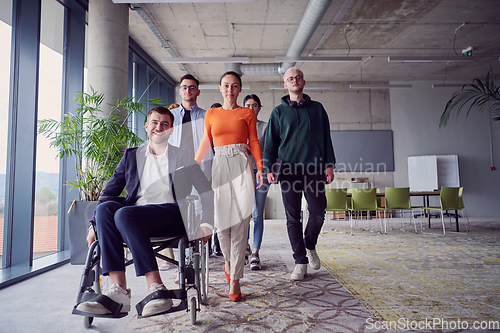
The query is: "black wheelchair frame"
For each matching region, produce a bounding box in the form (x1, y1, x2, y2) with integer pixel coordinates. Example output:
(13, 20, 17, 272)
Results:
(72, 196, 209, 328)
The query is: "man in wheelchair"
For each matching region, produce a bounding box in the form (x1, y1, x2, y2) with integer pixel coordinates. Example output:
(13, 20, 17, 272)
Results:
(76, 106, 213, 318)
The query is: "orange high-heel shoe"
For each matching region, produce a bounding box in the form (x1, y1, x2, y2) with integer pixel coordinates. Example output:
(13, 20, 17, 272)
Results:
(228, 292, 242, 302)
(225, 271, 231, 284)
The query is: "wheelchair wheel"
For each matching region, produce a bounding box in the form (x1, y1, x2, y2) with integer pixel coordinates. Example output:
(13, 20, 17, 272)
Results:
(83, 316, 93, 329)
(200, 240, 209, 304)
(189, 296, 197, 325)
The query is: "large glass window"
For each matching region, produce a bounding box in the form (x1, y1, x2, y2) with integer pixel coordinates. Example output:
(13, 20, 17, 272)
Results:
(0, 1, 13, 268)
(84, 23, 88, 94)
(34, 0, 64, 259)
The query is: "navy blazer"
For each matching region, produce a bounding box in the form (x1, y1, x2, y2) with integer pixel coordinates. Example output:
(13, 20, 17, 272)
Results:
(92, 144, 213, 229)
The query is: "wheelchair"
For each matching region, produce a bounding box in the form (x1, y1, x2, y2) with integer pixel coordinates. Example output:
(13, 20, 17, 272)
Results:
(72, 195, 210, 328)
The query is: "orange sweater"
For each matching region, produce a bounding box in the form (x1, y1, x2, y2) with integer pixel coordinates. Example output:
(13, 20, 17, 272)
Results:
(195, 107, 263, 171)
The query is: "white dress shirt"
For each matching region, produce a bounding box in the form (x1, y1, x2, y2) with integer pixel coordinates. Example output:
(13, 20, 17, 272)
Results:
(168, 104, 213, 180)
(135, 144, 175, 206)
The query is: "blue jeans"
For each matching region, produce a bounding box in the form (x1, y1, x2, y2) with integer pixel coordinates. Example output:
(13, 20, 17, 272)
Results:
(248, 169, 270, 250)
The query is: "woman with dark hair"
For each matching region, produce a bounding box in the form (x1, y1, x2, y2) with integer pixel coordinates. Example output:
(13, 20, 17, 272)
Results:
(209, 102, 223, 257)
(243, 94, 269, 271)
(196, 71, 264, 301)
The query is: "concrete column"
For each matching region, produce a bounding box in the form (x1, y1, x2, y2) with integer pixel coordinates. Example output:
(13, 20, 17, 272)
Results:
(87, 0, 129, 115)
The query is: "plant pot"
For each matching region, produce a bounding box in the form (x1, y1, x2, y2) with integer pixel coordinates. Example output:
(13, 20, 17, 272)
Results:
(67, 200, 98, 265)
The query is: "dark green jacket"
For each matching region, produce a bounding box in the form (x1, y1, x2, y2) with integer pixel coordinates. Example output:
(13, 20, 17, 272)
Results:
(263, 94, 336, 172)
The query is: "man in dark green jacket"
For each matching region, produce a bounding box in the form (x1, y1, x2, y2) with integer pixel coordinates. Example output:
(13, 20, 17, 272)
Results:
(263, 67, 335, 281)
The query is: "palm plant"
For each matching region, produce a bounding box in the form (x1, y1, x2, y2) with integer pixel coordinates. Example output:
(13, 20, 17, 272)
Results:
(38, 88, 161, 200)
(440, 67, 500, 127)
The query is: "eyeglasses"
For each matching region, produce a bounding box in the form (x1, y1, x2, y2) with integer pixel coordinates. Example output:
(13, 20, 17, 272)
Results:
(286, 75, 303, 83)
(180, 85, 198, 91)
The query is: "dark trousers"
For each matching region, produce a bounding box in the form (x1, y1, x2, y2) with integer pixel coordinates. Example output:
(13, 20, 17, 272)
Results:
(95, 201, 186, 276)
(280, 171, 326, 264)
(213, 232, 221, 252)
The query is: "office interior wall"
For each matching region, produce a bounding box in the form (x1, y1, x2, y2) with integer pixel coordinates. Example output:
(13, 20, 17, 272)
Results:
(192, 82, 394, 218)
(391, 81, 500, 217)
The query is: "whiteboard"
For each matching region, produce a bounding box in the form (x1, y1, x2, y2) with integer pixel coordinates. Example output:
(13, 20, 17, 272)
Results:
(408, 154, 460, 192)
(408, 155, 438, 191)
(437, 155, 460, 187)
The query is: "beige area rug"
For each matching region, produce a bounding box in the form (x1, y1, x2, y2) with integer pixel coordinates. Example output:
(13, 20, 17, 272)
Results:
(126, 224, 379, 333)
(316, 220, 500, 330)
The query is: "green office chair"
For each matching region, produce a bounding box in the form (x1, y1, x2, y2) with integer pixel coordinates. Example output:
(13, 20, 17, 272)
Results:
(375, 188, 387, 232)
(325, 188, 349, 232)
(423, 186, 460, 235)
(458, 187, 470, 232)
(346, 188, 352, 210)
(349, 188, 381, 234)
(378, 187, 418, 234)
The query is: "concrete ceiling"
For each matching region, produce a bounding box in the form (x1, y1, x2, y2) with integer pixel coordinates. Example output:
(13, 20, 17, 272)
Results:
(127, 0, 500, 86)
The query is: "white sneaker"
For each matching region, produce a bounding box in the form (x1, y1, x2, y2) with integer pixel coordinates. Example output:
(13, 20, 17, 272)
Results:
(306, 248, 321, 270)
(250, 253, 262, 271)
(291, 264, 308, 281)
(142, 283, 173, 317)
(76, 283, 131, 315)
(159, 263, 175, 271)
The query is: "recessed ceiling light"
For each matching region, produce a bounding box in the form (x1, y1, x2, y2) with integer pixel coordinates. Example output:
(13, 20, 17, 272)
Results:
(388, 56, 475, 63)
(114, 0, 254, 3)
(275, 56, 363, 63)
(199, 84, 250, 90)
(162, 57, 250, 64)
(269, 84, 332, 90)
(431, 83, 470, 88)
(349, 84, 413, 89)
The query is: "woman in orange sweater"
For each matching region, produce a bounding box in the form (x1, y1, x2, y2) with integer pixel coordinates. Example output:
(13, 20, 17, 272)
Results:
(196, 71, 264, 301)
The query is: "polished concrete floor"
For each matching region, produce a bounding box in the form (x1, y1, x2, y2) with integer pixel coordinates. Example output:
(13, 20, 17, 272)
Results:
(0, 217, 498, 333)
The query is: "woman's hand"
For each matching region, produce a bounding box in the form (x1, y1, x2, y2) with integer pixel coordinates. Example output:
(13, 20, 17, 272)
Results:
(256, 170, 265, 189)
(199, 226, 213, 243)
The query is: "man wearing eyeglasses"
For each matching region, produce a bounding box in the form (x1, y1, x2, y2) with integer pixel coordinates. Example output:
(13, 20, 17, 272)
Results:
(169, 74, 213, 180)
(263, 67, 336, 281)
(166, 75, 215, 264)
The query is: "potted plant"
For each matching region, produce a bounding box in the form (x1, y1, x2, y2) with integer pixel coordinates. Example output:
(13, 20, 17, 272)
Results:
(38, 87, 161, 263)
(440, 67, 500, 127)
